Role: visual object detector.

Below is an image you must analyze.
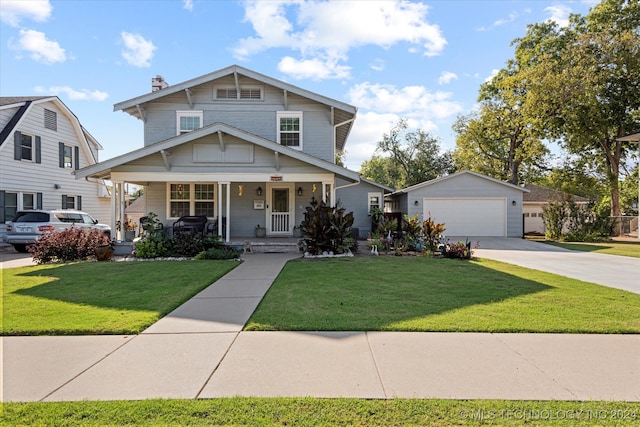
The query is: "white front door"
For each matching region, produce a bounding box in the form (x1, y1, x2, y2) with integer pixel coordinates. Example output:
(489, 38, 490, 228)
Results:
(267, 183, 294, 235)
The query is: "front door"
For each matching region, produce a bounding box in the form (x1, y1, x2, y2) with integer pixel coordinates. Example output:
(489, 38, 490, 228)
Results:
(267, 184, 293, 235)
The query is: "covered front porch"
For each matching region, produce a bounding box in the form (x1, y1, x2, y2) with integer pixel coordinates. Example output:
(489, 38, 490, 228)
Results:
(109, 174, 335, 243)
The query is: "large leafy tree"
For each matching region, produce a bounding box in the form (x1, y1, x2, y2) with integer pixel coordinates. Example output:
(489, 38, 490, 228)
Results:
(362, 120, 455, 190)
(513, 0, 640, 218)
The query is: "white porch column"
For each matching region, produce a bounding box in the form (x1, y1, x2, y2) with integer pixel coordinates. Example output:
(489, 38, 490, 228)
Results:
(322, 181, 333, 205)
(110, 181, 117, 241)
(226, 182, 231, 242)
(218, 182, 230, 242)
(119, 183, 126, 241)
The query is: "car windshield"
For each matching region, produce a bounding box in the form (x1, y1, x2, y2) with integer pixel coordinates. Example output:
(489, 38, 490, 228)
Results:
(13, 212, 50, 223)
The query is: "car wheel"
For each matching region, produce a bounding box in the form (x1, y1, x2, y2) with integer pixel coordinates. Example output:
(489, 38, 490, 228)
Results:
(13, 244, 29, 253)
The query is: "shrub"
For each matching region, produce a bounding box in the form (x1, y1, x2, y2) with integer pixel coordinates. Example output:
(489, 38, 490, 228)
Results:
(543, 199, 567, 240)
(29, 227, 110, 264)
(171, 231, 205, 257)
(195, 247, 242, 260)
(301, 196, 355, 255)
(442, 240, 477, 260)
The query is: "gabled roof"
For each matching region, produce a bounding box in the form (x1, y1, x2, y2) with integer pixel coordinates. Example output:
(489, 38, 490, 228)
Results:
(113, 64, 357, 152)
(391, 170, 530, 195)
(0, 96, 104, 160)
(360, 177, 395, 193)
(75, 122, 361, 182)
(523, 184, 590, 203)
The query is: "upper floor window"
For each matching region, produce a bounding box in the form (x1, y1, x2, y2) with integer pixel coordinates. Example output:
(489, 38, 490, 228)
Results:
(214, 85, 263, 100)
(59, 142, 78, 169)
(277, 111, 303, 149)
(19, 133, 33, 161)
(63, 145, 72, 168)
(44, 109, 57, 131)
(176, 111, 203, 135)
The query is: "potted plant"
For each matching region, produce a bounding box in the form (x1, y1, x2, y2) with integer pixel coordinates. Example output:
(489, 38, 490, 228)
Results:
(292, 224, 302, 238)
(116, 218, 138, 241)
(255, 224, 266, 238)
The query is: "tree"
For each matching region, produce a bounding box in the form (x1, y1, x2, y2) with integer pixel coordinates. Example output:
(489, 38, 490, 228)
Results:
(453, 89, 549, 184)
(513, 0, 640, 219)
(360, 155, 404, 190)
(366, 119, 455, 189)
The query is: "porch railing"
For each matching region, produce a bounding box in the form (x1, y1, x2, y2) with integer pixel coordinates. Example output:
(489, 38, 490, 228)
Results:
(271, 212, 290, 233)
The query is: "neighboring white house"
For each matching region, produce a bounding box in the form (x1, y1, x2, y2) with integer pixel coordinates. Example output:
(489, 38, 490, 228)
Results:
(389, 170, 529, 237)
(0, 96, 111, 241)
(75, 65, 391, 240)
(522, 184, 590, 235)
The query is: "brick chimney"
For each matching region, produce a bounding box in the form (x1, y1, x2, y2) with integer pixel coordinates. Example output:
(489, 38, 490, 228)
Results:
(151, 75, 168, 92)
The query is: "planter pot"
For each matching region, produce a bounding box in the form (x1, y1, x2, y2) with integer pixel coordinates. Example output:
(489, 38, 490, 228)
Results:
(124, 230, 136, 241)
(292, 228, 302, 238)
(255, 227, 266, 238)
(95, 244, 113, 261)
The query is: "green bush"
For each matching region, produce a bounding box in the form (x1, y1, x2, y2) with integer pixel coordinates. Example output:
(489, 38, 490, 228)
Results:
(29, 228, 110, 264)
(195, 247, 242, 260)
(301, 196, 355, 255)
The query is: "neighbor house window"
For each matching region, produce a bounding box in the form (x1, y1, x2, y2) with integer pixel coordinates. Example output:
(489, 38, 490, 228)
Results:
(44, 109, 57, 131)
(176, 111, 203, 135)
(368, 192, 382, 213)
(63, 145, 72, 168)
(62, 195, 76, 209)
(20, 134, 33, 161)
(277, 111, 303, 149)
(168, 183, 215, 219)
(214, 85, 263, 100)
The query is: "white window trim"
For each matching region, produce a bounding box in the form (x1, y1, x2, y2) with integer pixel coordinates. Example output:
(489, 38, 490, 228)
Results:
(166, 183, 216, 220)
(19, 132, 34, 162)
(213, 84, 264, 100)
(276, 111, 303, 151)
(176, 110, 203, 135)
(368, 192, 382, 214)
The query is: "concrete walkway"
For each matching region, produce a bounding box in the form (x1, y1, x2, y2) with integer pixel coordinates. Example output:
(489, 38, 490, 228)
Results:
(2, 250, 640, 402)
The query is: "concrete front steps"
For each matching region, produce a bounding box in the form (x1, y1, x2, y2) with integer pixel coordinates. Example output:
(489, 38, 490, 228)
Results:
(230, 238, 303, 253)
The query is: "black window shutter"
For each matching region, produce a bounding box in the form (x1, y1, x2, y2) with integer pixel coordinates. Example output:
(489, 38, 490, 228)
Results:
(14, 131, 22, 160)
(74, 146, 79, 170)
(59, 142, 64, 168)
(0, 190, 5, 223)
(35, 136, 42, 164)
(36, 192, 43, 209)
(77, 195, 82, 210)
(62, 195, 67, 209)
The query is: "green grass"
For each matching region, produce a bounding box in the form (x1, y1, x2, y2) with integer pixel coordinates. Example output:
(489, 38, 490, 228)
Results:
(1, 260, 238, 335)
(2, 398, 638, 426)
(246, 257, 640, 333)
(543, 240, 640, 258)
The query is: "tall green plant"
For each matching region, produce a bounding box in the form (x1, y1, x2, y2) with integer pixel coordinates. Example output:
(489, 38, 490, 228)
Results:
(301, 197, 355, 255)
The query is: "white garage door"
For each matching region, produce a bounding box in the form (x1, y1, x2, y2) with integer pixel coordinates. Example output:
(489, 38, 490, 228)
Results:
(424, 198, 506, 237)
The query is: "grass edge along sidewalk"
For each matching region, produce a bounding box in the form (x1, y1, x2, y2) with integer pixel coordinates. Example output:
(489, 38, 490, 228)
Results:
(246, 257, 640, 333)
(2, 398, 638, 426)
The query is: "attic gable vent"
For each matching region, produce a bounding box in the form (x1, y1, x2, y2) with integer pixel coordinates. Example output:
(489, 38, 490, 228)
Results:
(214, 85, 263, 100)
(44, 109, 57, 131)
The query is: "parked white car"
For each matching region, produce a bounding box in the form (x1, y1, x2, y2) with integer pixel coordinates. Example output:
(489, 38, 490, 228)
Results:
(5, 209, 111, 253)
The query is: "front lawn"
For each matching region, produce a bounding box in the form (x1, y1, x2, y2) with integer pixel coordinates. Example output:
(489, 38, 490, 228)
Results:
(2, 398, 638, 426)
(1, 260, 238, 335)
(543, 240, 640, 258)
(246, 257, 640, 333)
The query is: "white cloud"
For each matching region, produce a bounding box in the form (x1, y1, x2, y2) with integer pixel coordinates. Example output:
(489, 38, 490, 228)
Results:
(345, 111, 400, 170)
(233, 0, 446, 80)
(0, 0, 52, 27)
(545, 5, 572, 27)
(12, 29, 66, 64)
(477, 11, 518, 31)
(347, 82, 463, 120)
(438, 71, 458, 85)
(34, 85, 109, 101)
(183, 0, 193, 11)
(278, 56, 350, 80)
(484, 68, 500, 83)
(369, 58, 385, 72)
(120, 31, 156, 67)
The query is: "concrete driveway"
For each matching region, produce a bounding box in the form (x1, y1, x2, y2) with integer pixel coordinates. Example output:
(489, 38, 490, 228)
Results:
(0, 245, 36, 269)
(455, 236, 640, 294)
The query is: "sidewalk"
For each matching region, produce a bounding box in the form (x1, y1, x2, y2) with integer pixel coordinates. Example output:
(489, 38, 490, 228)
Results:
(2, 253, 639, 402)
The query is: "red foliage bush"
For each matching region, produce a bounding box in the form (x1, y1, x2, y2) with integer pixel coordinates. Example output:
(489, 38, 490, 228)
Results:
(29, 227, 110, 264)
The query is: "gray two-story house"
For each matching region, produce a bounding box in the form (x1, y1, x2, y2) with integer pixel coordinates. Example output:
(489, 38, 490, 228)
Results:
(76, 65, 391, 241)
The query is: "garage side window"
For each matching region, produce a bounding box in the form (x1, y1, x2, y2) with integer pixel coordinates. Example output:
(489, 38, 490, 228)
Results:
(368, 192, 382, 214)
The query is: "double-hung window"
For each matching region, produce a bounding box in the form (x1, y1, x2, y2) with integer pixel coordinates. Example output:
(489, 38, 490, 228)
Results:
(277, 111, 303, 149)
(176, 111, 203, 135)
(20, 134, 33, 161)
(168, 183, 215, 219)
(368, 192, 382, 214)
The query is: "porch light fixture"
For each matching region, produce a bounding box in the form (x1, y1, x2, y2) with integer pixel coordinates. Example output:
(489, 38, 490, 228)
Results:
(256, 186, 263, 196)
(414, 200, 419, 206)
(297, 186, 303, 196)
(512, 200, 517, 206)
(238, 185, 243, 196)
(312, 184, 317, 193)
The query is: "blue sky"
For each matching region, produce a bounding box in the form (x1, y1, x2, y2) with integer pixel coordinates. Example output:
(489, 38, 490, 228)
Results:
(0, 0, 597, 170)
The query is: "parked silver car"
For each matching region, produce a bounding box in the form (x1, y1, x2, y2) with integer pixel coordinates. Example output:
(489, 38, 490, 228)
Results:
(6, 209, 111, 252)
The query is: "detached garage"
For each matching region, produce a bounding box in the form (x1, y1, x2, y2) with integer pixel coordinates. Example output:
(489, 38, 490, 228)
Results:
(389, 171, 529, 237)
